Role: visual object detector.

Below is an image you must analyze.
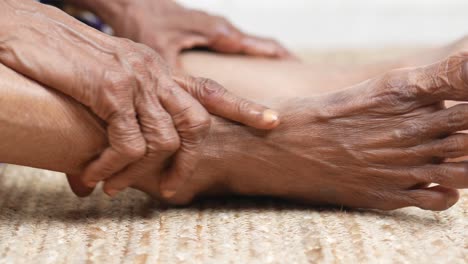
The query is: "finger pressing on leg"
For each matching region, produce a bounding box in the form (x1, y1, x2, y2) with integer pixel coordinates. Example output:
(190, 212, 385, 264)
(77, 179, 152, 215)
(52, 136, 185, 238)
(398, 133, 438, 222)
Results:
(81, 111, 146, 188)
(103, 92, 180, 196)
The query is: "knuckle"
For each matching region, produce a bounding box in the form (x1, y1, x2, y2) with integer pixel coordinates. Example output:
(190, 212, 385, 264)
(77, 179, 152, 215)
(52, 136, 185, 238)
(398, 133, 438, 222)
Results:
(144, 117, 181, 153)
(156, 132, 180, 153)
(426, 166, 444, 183)
(406, 168, 421, 183)
(446, 105, 468, 129)
(393, 122, 426, 142)
(461, 163, 468, 177)
(159, 82, 178, 97)
(158, 138, 180, 153)
(104, 70, 135, 90)
(444, 54, 468, 97)
(138, 45, 162, 64)
(120, 142, 146, 160)
(97, 71, 135, 118)
(373, 69, 415, 109)
(196, 78, 227, 103)
(441, 136, 465, 156)
(236, 98, 254, 114)
(185, 113, 212, 139)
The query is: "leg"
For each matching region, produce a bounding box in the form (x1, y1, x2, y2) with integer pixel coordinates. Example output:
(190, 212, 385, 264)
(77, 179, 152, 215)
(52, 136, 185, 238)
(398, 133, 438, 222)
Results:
(180, 51, 400, 99)
(180, 35, 468, 100)
(0, 63, 106, 175)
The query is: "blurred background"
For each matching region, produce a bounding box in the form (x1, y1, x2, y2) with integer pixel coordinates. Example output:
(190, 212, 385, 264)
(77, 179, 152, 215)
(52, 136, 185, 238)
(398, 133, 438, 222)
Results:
(178, 0, 468, 51)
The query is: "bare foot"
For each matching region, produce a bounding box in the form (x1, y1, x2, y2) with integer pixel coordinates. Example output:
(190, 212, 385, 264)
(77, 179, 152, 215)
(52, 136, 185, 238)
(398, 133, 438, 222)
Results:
(132, 52, 468, 210)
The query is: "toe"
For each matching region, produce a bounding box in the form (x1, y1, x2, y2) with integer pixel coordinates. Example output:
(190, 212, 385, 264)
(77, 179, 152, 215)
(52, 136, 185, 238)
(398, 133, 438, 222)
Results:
(407, 185, 459, 211)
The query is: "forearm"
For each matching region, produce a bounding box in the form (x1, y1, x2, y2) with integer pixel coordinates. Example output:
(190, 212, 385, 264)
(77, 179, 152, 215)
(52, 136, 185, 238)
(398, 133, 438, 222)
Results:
(0, 64, 106, 175)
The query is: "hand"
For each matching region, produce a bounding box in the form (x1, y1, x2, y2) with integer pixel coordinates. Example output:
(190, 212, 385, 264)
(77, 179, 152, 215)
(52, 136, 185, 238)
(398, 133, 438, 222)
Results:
(264, 53, 468, 210)
(99, 0, 295, 67)
(162, 52, 468, 210)
(0, 1, 280, 198)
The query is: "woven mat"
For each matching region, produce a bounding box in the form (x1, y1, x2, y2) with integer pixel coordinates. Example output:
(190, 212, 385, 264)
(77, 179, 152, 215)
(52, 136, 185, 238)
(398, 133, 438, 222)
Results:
(0, 165, 466, 263)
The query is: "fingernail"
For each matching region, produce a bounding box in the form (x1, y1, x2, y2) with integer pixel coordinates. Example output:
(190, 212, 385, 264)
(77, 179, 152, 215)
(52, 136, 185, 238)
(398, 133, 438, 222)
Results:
(161, 189, 177, 199)
(106, 189, 120, 197)
(262, 109, 279, 124)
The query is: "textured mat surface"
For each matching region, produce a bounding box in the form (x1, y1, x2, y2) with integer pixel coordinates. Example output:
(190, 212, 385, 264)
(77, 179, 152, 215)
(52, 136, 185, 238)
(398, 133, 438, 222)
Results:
(0, 165, 466, 264)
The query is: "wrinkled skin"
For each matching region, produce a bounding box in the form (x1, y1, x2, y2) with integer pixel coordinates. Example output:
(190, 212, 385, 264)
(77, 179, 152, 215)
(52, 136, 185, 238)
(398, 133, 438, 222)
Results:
(68, 0, 294, 67)
(0, 0, 279, 198)
(145, 53, 468, 210)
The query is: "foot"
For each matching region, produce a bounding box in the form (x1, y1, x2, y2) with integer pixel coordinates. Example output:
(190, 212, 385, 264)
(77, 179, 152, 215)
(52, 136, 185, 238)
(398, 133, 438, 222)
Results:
(133, 52, 468, 210)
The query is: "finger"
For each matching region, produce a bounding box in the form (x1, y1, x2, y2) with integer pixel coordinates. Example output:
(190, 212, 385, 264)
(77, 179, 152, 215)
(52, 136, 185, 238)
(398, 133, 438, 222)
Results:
(102, 158, 154, 197)
(415, 133, 468, 159)
(81, 111, 146, 187)
(421, 104, 468, 138)
(173, 74, 280, 129)
(406, 185, 459, 211)
(103, 94, 180, 196)
(407, 162, 468, 188)
(157, 80, 211, 198)
(397, 53, 468, 105)
(66, 174, 94, 197)
(236, 34, 297, 60)
(191, 14, 297, 60)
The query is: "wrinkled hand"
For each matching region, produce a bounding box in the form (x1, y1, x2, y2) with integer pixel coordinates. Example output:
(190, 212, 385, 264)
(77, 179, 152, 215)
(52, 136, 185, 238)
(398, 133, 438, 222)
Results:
(0, 1, 279, 198)
(103, 0, 295, 66)
(260, 53, 468, 210)
(198, 53, 468, 211)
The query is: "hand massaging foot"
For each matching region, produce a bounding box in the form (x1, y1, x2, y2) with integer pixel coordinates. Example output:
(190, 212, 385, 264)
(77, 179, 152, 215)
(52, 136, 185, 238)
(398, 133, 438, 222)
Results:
(153, 53, 468, 210)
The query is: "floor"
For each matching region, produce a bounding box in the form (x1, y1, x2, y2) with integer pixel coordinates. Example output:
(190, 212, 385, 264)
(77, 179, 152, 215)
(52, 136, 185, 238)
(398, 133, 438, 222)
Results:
(0, 165, 466, 263)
